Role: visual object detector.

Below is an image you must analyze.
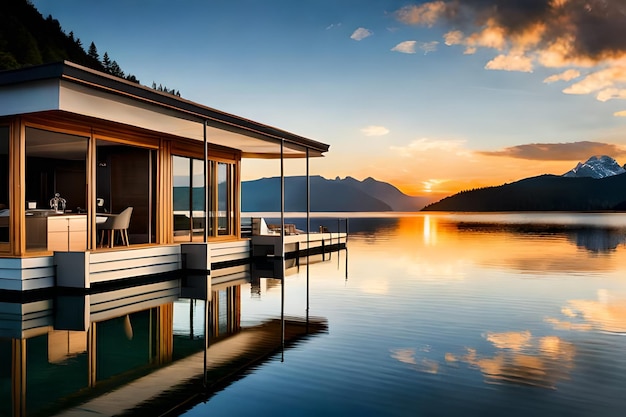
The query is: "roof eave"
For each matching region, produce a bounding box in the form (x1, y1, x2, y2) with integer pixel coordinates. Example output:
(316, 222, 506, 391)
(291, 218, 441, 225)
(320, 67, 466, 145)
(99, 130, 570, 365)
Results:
(0, 61, 329, 155)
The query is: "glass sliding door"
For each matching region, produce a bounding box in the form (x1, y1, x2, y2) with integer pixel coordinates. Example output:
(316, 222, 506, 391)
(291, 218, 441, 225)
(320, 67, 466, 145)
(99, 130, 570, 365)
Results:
(96, 140, 157, 246)
(173, 155, 208, 241)
(173, 156, 191, 240)
(172, 155, 237, 240)
(191, 158, 206, 238)
(217, 162, 234, 236)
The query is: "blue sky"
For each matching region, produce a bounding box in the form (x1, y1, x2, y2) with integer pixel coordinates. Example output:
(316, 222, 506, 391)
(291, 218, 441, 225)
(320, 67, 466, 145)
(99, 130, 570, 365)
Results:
(30, 0, 626, 198)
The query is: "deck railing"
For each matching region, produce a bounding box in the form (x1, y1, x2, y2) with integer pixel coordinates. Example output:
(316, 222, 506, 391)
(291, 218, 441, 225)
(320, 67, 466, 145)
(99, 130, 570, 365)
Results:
(241, 216, 348, 240)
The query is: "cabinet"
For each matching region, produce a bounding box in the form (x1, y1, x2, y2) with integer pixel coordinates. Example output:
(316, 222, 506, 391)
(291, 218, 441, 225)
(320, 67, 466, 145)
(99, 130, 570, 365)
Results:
(47, 215, 87, 251)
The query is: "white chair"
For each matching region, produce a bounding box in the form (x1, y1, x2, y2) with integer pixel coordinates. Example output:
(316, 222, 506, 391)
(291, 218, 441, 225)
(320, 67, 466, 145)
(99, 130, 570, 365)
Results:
(97, 207, 133, 248)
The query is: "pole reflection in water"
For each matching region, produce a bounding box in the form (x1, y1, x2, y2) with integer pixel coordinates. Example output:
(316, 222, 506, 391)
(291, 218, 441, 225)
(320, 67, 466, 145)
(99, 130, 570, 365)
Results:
(281, 259, 285, 362)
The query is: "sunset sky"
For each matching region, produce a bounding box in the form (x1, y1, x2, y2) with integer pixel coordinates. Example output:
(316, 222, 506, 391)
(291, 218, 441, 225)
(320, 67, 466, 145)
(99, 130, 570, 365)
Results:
(30, 0, 626, 201)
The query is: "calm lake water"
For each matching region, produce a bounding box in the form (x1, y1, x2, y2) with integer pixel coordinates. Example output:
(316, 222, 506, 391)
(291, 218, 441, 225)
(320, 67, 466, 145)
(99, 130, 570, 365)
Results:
(184, 212, 626, 417)
(2, 212, 626, 416)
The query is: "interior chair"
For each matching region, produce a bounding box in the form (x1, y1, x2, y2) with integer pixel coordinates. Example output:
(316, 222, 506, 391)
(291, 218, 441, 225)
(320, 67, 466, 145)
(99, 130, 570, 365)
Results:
(97, 207, 133, 248)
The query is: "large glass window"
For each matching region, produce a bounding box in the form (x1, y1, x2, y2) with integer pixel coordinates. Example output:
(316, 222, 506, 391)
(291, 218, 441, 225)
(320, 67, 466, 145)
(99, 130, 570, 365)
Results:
(0, 126, 9, 245)
(172, 156, 236, 240)
(25, 127, 87, 251)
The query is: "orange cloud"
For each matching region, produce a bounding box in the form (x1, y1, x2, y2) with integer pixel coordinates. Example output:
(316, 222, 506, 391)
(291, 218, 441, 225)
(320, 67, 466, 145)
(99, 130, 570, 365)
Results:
(485, 52, 534, 72)
(597, 88, 626, 102)
(479, 141, 626, 161)
(397, 1, 626, 107)
(563, 65, 626, 95)
(396, 1, 447, 27)
(375, 138, 621, 196)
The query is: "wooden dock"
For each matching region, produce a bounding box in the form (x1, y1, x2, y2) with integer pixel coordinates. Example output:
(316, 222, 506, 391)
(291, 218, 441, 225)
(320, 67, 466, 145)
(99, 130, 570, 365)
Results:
(251, 232, 347, 259)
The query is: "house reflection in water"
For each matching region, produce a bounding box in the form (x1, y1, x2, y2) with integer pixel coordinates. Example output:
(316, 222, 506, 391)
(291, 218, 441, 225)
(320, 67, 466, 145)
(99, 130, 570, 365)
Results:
(0, 263, 327, 417)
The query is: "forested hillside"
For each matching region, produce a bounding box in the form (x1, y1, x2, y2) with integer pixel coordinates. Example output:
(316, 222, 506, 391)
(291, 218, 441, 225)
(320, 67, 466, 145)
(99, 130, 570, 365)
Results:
(0, 0, 138, 81)
(422, 174, 626, 212)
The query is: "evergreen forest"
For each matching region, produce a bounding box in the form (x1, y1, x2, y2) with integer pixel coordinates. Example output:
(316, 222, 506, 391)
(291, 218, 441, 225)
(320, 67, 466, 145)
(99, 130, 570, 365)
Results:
(0, 0, 179, 95)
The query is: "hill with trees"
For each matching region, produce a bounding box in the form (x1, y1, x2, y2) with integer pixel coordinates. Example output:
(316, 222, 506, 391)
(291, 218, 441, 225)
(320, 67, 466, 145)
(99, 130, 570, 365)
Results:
(0, 0, 183, 94)
(0, 0, 139, 82)
(422, 173, 626, 212)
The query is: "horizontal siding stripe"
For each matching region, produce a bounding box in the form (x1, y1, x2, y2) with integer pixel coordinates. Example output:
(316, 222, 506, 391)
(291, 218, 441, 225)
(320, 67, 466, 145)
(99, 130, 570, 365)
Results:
(89, 254, 181, 273)
(90, 263, 180, 283)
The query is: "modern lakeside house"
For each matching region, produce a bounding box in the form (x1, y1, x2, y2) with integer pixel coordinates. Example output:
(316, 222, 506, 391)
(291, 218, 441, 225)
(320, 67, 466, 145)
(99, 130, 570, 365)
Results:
(0, 61, 340, 292)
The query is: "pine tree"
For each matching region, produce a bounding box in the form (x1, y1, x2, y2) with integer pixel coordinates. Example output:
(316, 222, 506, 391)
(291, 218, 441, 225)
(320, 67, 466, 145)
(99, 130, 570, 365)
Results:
(109, 60, 124, 77)
(102, 52, 111, 73)
(87, 41, 99, 61)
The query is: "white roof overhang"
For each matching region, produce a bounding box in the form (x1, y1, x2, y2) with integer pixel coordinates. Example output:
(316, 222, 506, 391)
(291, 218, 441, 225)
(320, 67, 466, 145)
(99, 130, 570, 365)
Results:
(0, 62, 329, 159)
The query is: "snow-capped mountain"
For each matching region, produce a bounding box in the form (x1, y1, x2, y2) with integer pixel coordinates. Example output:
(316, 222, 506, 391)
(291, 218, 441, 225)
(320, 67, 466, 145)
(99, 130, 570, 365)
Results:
(563, 155, 626, 179)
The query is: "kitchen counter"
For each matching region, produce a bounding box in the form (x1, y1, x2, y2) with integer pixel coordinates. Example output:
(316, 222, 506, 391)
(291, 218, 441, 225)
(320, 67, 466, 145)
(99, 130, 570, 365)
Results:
(25, 212, 87, 251)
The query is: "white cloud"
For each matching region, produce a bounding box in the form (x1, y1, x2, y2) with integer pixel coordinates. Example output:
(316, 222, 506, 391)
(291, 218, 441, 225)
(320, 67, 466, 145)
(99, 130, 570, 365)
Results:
(444, 30, 464, 46)
(390, 138, 469, 157)
(419, 41, 439, 54)
(615, 110, 626, 117)
(391, 41, 417, 54)
(543, 69, 581, 83)
(485, 53, 533, 72)
(361, 125, 390, 136)
(596, 88, 626, 102)
(563, 66, 626, 96)
(392, 41, 439, 55)
(326, 23, 341, 30)
(350, 27, 372, 41)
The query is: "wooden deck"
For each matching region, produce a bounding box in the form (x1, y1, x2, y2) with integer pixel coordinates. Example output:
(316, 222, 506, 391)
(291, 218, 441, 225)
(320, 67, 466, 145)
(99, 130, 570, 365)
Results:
(251, 232, 347, 258)
(2, 231, 347, 290)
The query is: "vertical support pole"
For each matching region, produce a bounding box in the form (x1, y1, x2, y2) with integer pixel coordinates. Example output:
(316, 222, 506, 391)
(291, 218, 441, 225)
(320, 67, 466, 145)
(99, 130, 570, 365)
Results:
(345, 218, 349, 280)
(280, 140, 285, 257)
(204, 120, 209, 243)
(203, 295, 209, 387)
(11, 339, 26, 417)
(281, 257, 285, 362)
(280, 140, 285, 360)
(88, 322, 97, 387)
(306, 148, 310, 325)
(88, 127, 97, 249)
(202, 275, 212, 387)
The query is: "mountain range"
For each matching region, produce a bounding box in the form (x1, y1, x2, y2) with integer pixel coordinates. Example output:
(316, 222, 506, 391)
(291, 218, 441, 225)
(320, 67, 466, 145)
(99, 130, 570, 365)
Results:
(242, 176, 429, 212)
(423, 155, 626, 212)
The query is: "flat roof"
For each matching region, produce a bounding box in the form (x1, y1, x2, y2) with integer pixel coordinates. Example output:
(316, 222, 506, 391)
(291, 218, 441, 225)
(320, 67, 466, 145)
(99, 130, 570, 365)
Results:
(0, 61, 329, 158)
